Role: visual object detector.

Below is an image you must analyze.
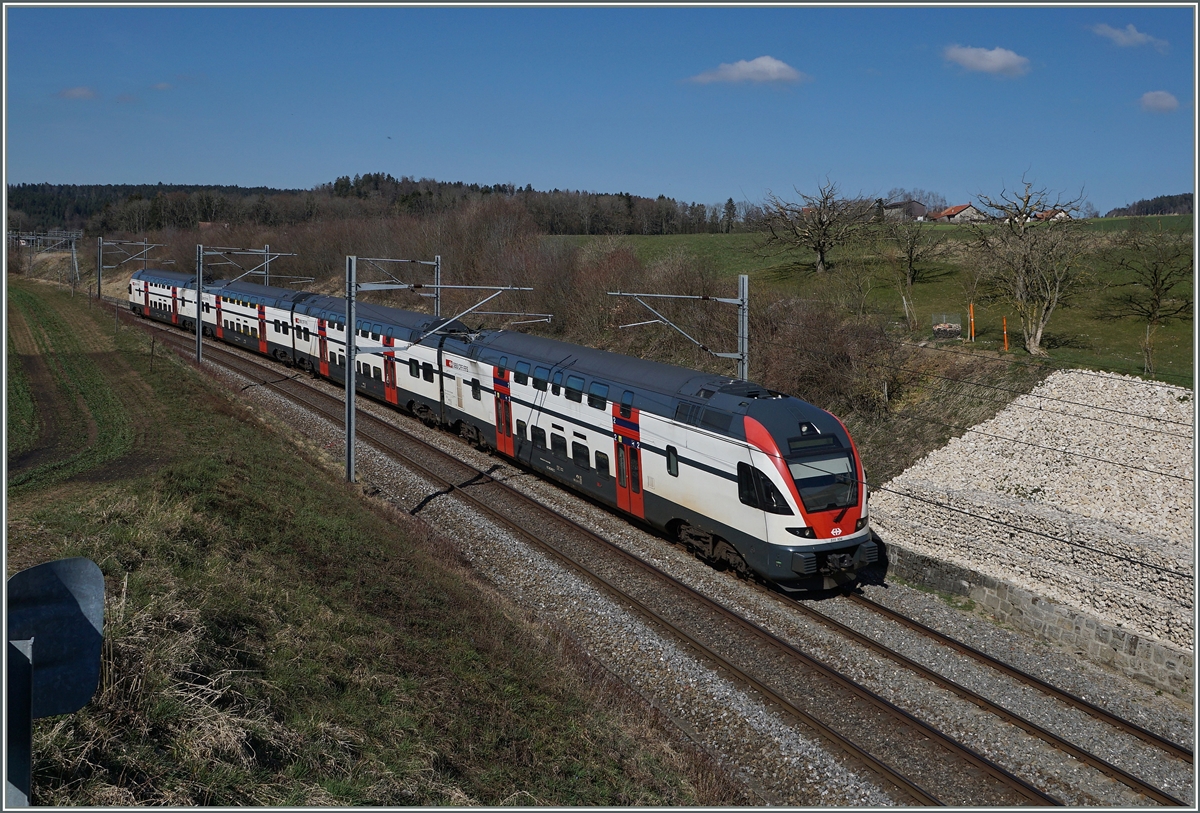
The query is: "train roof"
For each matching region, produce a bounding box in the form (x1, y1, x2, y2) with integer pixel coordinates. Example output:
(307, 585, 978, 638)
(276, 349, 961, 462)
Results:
(130, 270, 838, 441)
(131, 268, 207, 288)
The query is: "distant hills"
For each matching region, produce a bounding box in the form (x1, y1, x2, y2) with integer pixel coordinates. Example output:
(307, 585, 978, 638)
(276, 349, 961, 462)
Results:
(1104, 193, 1193, 218)
(6, 178, 1194, 234)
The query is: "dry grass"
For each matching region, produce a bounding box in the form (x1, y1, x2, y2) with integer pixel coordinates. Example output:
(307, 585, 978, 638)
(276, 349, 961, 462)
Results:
(11, 280, 745, 806)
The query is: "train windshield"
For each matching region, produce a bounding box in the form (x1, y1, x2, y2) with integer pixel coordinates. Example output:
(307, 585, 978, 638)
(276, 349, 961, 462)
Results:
(788, 452, 857, 512)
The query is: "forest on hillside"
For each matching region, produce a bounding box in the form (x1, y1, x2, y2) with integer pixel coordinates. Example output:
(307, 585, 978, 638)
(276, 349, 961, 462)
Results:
(1105, 192, 1192, 218)
(6, 175, 764, 236)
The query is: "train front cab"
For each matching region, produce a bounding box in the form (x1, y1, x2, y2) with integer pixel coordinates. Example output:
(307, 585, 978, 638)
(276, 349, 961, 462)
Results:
(744, 414, 877, 590)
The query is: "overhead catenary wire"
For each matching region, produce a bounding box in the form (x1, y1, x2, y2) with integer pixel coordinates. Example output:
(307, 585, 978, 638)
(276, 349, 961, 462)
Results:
(752, 333, 1194, 438)
(883, 409, 1193, 482)
(861, 479, 1192, 582)
(768, 320, 1193, 427)
(888, 337, 1194, 388)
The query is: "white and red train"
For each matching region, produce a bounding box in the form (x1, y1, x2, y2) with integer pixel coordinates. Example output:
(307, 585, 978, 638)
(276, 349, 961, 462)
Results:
(130, 268, 877, 590)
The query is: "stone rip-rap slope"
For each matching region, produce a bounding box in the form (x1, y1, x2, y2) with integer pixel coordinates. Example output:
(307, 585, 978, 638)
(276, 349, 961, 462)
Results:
(869, 369, 1194, 651)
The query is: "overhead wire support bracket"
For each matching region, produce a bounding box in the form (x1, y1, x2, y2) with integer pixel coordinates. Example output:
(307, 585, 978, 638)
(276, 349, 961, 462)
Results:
(608, 274, 750, 380)
(96, 237, 169, 299)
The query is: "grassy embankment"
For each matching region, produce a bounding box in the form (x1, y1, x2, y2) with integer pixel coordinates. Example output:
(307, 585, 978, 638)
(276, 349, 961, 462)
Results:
(6, 278, 743, 806)
(552, 214, 1194, 389)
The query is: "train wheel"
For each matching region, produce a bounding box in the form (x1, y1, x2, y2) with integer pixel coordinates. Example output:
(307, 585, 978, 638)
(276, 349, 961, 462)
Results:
(714, 539, 752, 579)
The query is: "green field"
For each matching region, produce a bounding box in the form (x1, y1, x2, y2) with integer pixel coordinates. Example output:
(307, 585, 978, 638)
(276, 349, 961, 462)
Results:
(551, 216, 1194, 389)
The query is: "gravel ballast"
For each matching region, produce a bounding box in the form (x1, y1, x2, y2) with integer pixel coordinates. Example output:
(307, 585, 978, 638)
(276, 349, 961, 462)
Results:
(196, 346, 1193, 805)
(869, 369, 1194, 653)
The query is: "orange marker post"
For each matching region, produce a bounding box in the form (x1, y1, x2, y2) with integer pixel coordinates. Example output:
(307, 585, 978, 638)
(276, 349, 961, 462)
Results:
(969, 303, 975, 342)
(1002, 316, 1009, 351)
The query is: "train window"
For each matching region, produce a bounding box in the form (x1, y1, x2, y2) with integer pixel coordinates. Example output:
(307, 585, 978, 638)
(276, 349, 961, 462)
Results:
(531, 426, 546, 449)
(533, 366, 549, 391)
(516, 420, 527, 441)
(675, 403, 703, 426)
(629, 451, 641, 493)
(565, 375, 585, 403)
(282, 323, 289, 335)
(620, 390, 634, 418)
(737, 463, 793, 515)
(552, 371, 563, 395)
(224, 320, 230, 330)
(471, 378, 481, 400)
(667, 446, 679, 477)
(617, 446, 627, 487)
(595, 451, 610, 477)
(701, 409, 732, 433)
(587, 382, 609, 410)
(737, 463, 758, 508)
(409, 359, 420, 378)
(497, 356, 508, 375)
(550, 433, 567, 458)
(422, 362, 434, 382)
(303, 327, 311, 342)
(572, 442, 590, 469)
(514, 361, 530, 385)
(251, 327, 258, 339)
(373, 366, 382, 381)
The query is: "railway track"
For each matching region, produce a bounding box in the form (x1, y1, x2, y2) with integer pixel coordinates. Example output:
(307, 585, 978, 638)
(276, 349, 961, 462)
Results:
(128, 304, 1192, 806)
(786, 595, 1189, 805)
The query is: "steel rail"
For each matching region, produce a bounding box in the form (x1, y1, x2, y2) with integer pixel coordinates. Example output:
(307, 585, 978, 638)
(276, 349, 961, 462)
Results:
(139, 310, 1061, 806)
(846, 592, 1194, 765)
(173, 336, 945, 806)
(791, 599, 1186, 806)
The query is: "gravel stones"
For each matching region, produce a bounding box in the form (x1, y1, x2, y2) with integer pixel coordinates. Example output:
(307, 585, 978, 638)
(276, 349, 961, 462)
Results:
(199, 347, 1193, 805)
(871, 369, 1194, 651)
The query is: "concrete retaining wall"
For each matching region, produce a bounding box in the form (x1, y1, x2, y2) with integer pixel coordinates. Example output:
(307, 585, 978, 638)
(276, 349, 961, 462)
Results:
(883, 540, 1193, 697)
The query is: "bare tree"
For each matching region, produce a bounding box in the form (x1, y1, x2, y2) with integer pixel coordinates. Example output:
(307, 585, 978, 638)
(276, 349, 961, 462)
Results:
(877, 217, 947, 290)
(968, 179, 1091, 355)
(1103, 223, 1193, 374)
(760, 179, 875, 273)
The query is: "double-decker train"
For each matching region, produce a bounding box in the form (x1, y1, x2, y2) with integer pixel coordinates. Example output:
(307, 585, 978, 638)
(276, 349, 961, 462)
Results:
(130, 267, 877, 591)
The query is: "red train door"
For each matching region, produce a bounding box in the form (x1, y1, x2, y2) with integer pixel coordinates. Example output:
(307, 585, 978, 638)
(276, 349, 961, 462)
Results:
(258, 305, 269, 354)
(170, 286, 180, 325)
(317, 319, 330, 376)
(612, 400, 644, 518)
(142, 280, 150, 314)
(215, 297, 225, 339)
(493, 366, 514, 457)
(382, 336, 398, 404)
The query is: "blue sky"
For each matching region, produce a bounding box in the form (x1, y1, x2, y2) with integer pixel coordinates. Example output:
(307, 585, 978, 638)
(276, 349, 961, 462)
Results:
(4, 4, 1195, 214)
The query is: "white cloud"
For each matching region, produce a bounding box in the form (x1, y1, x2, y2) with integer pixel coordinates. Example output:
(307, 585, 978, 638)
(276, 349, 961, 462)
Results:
(57, 86, 96, 100)
(1140, 90, 1179, 113)
(153, 82, 172, 91)
(1091, 23, 1168, 54)
(943, 45, 1030, 76)
(689, 56, 807, 84)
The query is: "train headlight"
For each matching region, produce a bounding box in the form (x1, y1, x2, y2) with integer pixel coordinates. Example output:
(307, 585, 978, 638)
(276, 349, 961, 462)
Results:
(786, 527, 817, 539)
(855, 517, 869, 531)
